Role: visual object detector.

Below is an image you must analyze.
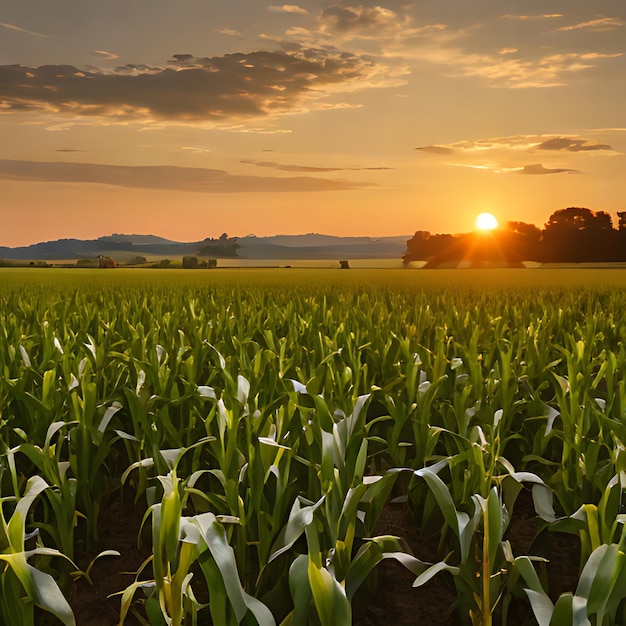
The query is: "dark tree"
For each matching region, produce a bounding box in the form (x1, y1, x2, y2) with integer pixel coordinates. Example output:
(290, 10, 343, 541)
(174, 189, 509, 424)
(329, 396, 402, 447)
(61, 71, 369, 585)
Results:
(402, 231, 456, 263)
(542, 207, 617, 262)
(506, 221, 543, 261)
(197, 234, 239, 257)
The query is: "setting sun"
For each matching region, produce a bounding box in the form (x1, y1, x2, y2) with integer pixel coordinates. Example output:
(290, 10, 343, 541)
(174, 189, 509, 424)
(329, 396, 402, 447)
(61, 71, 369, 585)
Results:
(475, 212, 499, 231)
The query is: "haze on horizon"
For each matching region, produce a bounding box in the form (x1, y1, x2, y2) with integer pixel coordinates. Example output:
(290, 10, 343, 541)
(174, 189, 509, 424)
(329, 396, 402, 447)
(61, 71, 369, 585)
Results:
(1, 0, 625, 247)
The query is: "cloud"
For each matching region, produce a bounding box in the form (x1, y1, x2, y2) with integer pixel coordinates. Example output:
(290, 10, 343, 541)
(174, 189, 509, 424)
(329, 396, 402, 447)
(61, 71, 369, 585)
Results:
(416, 133, 615, 175)
(517, 164, 580, 175)
(451, 51, 623, 88)
(590, 127, 626, 133)
(387, 12, 622, 89)
(501, 14, 563, 21)
(319, 6, 402, 36)
(451, 162, 580, 175)
(219, 28, 242, 37)
(241, 158, 392, 172)
(557, 17, 624, 32)
(0, 48, 400, 124)
(417, 134, 615, 155)
(55, 149, 87, 153)
(536, 136, 613, 152)
(180, 146, 212, 153)
(267, 5, 308, 15)
(0, 159, 375, 192)
(403, 43, 621, 89)
(255, 5, 621, 91)
(92, 50, 119, 60)
(416, 145, 456, 155)
(316, 5, 446, 41)
(0, 21, 50, 38)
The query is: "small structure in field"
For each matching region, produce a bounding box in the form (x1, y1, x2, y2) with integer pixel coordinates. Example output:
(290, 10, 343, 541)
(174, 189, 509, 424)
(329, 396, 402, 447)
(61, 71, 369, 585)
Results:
(98, 256, 117, 268)
(339, 260, 350, 269)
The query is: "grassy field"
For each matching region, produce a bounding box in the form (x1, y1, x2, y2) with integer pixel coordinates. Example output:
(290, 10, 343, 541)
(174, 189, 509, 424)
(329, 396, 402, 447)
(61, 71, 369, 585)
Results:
(4, 265, 626, 289)
(1, 267, 626, 625)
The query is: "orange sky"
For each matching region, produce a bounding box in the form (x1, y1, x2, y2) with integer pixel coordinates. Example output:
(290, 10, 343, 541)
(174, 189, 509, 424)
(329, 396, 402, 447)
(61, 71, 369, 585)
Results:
(1, 1, 625, 246)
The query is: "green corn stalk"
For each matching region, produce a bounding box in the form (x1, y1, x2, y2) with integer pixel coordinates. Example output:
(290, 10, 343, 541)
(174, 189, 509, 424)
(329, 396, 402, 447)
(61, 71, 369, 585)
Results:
(269, 392, 428, 625)
(0, 475, 77, 626)
(118, 465, 274, 626)
(8, 421, 80, 561)
(413, 426, 554, 626)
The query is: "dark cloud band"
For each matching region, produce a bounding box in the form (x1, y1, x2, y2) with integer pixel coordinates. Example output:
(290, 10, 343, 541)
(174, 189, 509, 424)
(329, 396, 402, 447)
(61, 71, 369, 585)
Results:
(0, 159, 374, 192)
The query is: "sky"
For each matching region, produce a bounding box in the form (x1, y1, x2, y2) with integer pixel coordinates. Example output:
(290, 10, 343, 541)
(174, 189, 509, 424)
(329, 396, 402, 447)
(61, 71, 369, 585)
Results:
(1, 0, 625, 246)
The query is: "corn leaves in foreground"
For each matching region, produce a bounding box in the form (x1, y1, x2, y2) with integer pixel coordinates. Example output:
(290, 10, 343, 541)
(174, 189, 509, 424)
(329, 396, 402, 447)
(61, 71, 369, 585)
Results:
(1, 272, 626, 623)
(0, 475, 76, 626)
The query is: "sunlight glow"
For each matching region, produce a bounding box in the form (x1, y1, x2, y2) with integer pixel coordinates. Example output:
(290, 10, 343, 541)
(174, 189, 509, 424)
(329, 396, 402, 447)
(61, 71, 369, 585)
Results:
(475, 212, 499, 231)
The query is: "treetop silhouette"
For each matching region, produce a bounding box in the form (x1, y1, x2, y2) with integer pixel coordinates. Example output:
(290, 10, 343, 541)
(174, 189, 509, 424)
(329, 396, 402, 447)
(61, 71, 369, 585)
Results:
(403, 207, 626, 266)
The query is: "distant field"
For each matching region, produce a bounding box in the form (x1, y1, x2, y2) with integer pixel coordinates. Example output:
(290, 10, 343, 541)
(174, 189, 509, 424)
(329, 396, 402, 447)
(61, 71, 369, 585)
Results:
(2, 265, 626, 293)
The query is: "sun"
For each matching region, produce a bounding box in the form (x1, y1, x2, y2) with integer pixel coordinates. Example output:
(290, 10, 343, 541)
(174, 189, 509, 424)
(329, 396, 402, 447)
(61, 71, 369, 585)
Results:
(475, 212, 499, 231)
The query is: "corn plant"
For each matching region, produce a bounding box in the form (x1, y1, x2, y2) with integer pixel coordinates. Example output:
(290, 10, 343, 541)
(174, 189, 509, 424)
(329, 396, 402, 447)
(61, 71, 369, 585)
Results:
(120, 455, 274, 625)
(525, 522, 626, 626)
(412, 398, 554, 626)
(265, 391, 429, 625)
(0, 474, 76, 625)
(8, 421, 80, 562)
(2, 268, 626, 626)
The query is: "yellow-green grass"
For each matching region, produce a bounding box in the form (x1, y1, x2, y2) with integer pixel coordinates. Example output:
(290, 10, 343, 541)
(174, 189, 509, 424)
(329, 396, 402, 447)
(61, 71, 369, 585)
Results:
(3, 266, 626, 292)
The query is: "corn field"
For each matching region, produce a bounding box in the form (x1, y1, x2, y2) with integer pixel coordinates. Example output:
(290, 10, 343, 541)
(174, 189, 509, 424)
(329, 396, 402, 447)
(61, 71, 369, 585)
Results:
(1, 268, 626, 625)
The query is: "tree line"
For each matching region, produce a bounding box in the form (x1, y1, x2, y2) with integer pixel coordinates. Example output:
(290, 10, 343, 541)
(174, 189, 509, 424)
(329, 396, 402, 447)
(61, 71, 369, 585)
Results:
(403, 208, 626, 264)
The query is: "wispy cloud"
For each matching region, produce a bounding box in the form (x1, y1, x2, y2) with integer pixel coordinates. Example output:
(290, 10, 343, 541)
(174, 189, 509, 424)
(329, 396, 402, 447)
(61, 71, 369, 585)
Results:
(417, 133, 616, 175)
(536, 136, 613, 152)
(180, 146, 212, 153)
(0, 159, 375, 192)
(92, 50, 119, 60)
(241, 158, 392, 172)
(517, 164, 580, 175)
(451, 162, 580, 175)
(417, 134, 615, 155)
(0, 21, 50, 38)
(219, 28, 242, 37)
(501, 14, 563, 21)
(450, 51, 623, 88)
(0, 48, 402, 124)
(371, 10, 623, 89)
(557, 17, 624, 32)
(267, 5, 308, 15)
(416, 145, 456, 155)
(55, 149, 87, 153)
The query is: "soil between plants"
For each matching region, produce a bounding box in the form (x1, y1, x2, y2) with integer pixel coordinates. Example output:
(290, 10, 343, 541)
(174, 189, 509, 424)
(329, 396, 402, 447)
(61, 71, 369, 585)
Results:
(68, 490, 150, 626)
(66, 488, 580, 625)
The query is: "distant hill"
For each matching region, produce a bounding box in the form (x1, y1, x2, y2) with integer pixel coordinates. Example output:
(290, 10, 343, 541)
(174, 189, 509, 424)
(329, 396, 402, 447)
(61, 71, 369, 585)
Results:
(0, 233, 410, 261)
(0, 234, 199, 261)
(237, 234, 409, 259)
